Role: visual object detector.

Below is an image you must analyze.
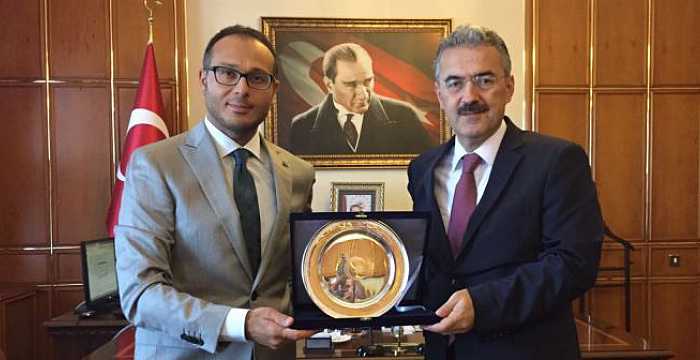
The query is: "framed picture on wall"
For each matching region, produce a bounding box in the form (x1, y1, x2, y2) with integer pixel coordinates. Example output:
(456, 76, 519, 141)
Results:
(261, 17, 452, 167)
(331, 182, 385, 212)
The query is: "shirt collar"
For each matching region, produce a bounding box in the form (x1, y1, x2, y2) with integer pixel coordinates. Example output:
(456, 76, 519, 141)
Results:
(451, 119, 507, 171)
(332, 98, 364, 119)
(204, 117, 262, 160)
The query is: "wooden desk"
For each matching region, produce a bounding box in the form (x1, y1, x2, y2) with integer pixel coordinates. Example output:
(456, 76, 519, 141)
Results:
(86, 316, 674, 360)
(296, 329, 423, 360)
(295, 318, 674, 360)
(576, 317, 674, 359)
(44, 311, 128, 360)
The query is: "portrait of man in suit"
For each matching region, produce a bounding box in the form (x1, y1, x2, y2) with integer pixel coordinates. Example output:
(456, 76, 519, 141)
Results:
(407, 25, 603, 359)
(289, 43, 435, 155)
(115, 25, 315, 359)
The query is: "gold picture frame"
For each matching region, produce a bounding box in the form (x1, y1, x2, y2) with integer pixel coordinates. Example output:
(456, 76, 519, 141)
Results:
(331, 182, 384, 212)
(261, 17, 452, 167)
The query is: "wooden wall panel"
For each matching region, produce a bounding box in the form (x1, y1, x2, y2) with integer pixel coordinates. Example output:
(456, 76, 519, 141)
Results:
(0, 254, 49, 284)
(35, 289, 50, 360)
(2, 290, 37, 360)
(116, 86, 176, 155)
(536, 0, 589, 86)
(51, 286, 84, 317)
(653, 0, 700, 86)
(650, 246, 699, 277)
(161, 86, 176, 133)
(535, 92, 589, 151)
(48, 0, 109, 79)
(52, 87, 111, 245)
(0, 1, 187, 358)
(0, 0, 43, 78)
(650, 281, 700, 360)
(594, 93, 645, 239)
(651, 93, 700, 240)
(588, 281, 648, 338)
(113, 0, 176, 80)
(55, 252, 81, 284)
(532, 1, 700, 358)
(594, 0, 647, 86)
(0, 86, 49, 246)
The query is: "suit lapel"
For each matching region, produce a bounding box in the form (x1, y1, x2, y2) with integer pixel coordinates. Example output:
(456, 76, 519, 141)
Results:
(458, 119, 524, 258)
(252, 140, 292, 290)
(310, 95, 348, 153)
(358, 95, 392, 152)
(422, 139, 457, 268)
(179, 122, 254, 281)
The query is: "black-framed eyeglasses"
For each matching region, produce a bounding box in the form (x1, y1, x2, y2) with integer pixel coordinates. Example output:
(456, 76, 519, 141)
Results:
(205, 66, 275, 90)
(441, 73, 504, 93)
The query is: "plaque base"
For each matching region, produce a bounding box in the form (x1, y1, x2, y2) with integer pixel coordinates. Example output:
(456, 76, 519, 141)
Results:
(292, 306, 439, 330)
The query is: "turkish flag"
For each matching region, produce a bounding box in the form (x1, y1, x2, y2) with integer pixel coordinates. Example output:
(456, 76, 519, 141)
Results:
(106, 43, 169, 236)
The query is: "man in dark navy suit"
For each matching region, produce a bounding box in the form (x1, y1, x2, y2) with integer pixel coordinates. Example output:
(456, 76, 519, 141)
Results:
(407, 24, 603, 359)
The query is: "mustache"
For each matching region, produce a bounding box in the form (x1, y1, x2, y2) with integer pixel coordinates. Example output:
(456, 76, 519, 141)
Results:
(457, 102, 489, 115)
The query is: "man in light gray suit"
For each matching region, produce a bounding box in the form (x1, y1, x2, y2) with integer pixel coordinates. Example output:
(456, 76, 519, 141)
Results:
(115, 25, 315, 359)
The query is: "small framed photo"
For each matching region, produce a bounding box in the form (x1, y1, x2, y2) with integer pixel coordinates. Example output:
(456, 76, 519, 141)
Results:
(331, 182, 385, 212)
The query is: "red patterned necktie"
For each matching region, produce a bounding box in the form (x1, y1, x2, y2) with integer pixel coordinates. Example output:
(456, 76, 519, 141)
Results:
(447, 153, 482, 258)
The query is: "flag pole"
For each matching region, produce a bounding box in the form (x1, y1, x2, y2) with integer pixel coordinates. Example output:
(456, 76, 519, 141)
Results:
(144, 0, 162, 44)
(107, 0, 169, 236)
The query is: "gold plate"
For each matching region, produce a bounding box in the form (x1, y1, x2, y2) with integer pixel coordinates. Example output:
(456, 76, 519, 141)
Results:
(301, 219, 408, 319)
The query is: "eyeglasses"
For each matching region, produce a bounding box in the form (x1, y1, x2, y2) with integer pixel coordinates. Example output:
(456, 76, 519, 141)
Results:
(441, 74, 504, 93)
(205, 66, 275, 90)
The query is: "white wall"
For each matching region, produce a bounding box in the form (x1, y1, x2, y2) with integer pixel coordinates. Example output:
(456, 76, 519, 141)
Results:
(185, 0, 526, 211)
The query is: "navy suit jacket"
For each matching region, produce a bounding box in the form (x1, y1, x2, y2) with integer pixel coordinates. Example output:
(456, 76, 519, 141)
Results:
(407, 118, 603, 359)
(289, 94, 434, 155)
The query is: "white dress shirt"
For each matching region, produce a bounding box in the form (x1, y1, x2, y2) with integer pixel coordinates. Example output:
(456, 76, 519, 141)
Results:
(434, 119, 507, 232)
(204, 118, 277, 342)
(333, 99, 365, 151)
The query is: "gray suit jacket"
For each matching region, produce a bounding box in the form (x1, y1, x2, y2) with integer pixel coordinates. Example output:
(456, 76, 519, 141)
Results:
(115, 121, 315, 359)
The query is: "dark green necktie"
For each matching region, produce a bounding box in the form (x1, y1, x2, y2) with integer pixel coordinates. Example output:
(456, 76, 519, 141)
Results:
(343, 114, 358, 148)
(232, 148, 261, 275)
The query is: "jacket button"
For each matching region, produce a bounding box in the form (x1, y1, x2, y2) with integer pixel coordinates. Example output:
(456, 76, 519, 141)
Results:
(451, 279, 457, 286)
(251, 291, 258, 301)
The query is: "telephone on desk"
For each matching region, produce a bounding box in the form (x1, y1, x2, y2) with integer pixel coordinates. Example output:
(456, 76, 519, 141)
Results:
(74, 299, 124, 320)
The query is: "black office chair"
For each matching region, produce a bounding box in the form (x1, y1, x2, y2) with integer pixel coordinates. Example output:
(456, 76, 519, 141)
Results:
(580, 222, 634, 332)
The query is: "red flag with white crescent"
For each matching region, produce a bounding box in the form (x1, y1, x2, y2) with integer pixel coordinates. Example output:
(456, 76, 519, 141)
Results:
(106, 43, 169, 236)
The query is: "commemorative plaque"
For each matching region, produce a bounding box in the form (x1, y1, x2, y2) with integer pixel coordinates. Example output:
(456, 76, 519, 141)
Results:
(290, 212, 439, 329)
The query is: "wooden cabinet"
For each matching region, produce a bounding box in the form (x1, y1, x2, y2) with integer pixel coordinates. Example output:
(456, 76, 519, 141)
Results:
(528, 0, 700, 358)
(650, 280, 699, 360)
(0, 289, 37, 360)
(45, 311, 128, 360)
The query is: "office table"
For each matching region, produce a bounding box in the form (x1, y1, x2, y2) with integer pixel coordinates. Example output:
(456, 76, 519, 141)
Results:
(44, 311, 128, 360)
(84, 316, 674, 360)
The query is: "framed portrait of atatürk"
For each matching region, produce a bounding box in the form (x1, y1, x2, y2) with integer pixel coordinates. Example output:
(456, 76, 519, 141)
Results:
(330, 182, 384, 212)
(261, 17, 452, 167)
